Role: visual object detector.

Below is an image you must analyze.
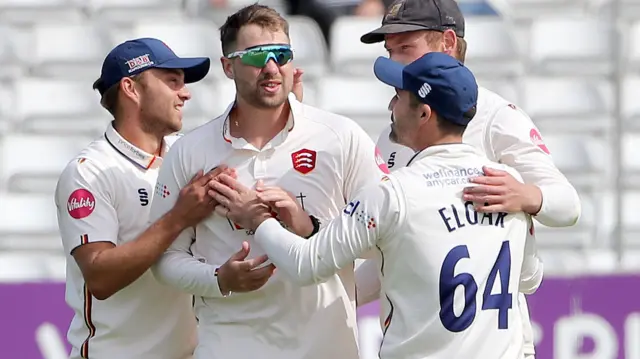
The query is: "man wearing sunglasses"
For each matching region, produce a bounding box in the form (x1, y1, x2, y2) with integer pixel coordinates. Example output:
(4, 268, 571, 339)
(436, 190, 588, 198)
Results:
(149, 4, 388, 359)
(352, 0, 581, 358)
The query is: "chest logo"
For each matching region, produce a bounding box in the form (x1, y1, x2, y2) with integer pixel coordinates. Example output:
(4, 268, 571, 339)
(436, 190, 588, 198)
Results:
(291, 148, 317, 175)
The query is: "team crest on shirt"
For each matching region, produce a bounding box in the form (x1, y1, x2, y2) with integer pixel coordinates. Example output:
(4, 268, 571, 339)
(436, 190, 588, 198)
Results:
(291, 149, 316, 175)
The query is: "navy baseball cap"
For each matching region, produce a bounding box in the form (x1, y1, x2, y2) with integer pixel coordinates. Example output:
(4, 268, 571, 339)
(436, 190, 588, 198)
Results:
(374, 52, 477, 125)
(92, 38, 211, 96)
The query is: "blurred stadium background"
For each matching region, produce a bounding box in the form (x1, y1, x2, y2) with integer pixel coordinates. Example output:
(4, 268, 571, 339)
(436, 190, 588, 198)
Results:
(0, 0, 638, 358)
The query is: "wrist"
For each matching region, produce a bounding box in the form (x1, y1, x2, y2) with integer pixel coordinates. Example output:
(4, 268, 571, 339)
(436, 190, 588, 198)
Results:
(214, 267, 231, 296)
(162, 210, 190, 234)
(522, 184, 543, 215)
(251, 214, 272, 231)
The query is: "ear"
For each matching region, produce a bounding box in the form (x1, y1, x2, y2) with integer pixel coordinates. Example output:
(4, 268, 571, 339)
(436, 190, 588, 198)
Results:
(220, 56, 235, 80)
(441, 29, 457, 57)
(120, 77, 141, 105)
(418, 104, 433, 126)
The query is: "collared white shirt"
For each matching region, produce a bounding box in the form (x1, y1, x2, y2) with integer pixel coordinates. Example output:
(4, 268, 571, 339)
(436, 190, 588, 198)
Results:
(375, 87, 554, 355)
(149, 93, 389, 359)
(55, 123, 197, 359)
(254, 143, 543, 359)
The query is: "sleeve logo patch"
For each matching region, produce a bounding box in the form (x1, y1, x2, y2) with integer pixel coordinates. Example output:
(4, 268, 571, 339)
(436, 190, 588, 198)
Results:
(529, 128, 550, 154)
(67, 189, 96, 219)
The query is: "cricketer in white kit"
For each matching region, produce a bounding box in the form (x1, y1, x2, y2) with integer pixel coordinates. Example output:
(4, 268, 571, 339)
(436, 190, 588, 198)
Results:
(222, 53, 544, 359)
(149, 93, 389, 359)
(55, 125, 197, 359)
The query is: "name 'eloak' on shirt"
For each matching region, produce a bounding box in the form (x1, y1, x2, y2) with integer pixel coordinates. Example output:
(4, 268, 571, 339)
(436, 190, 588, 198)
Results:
(438, 201, 508, 233)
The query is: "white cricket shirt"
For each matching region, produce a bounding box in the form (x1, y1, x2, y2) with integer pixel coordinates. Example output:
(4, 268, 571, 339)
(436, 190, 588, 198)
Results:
(254, 143, 543, 359)
(376, 87, 550, 355)
(149, 93, 389, 359)
(377, 86, 581, 227)
(55, 123, 197, 359)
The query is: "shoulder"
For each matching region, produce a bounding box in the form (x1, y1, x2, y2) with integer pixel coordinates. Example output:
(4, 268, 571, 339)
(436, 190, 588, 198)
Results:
(165, 117, 223, 156)
(477, 86, 532, 124)
(298, 101, 370, 141)
(484, 161, 524, 183)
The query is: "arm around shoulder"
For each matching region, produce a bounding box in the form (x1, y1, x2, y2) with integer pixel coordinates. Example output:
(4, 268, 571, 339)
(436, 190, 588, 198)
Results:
(489, 105, 581, 227)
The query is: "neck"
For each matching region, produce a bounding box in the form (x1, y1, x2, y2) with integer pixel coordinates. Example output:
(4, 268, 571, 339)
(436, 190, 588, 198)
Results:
(230, 96, 290, 149)
(112, 117, 164, 156)
(414, 133, 463, 152)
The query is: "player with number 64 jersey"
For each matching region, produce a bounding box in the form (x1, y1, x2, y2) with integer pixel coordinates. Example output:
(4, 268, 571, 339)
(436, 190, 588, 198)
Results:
(226, 53, 544, 359)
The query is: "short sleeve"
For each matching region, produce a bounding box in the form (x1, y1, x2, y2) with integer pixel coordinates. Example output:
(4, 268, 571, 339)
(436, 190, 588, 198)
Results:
(55, 159, 119, 254)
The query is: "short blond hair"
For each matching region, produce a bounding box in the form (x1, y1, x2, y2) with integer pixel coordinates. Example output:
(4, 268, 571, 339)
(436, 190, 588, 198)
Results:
(424, 31, 467, 63)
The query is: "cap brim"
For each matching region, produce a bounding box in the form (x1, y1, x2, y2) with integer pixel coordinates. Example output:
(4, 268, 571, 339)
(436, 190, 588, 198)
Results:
(360, 23, 432, 44)
(156, 57, 211, 84)
(373, 56, 406, 89)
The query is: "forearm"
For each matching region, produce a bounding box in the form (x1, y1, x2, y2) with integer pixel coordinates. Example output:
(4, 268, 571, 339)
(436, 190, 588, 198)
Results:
(87, 211, 186, 299)
(533, 183, 581, 227)
(255, 219, 319, 285)
(152, 250, 224, 298)
(520, 257, 543, 294)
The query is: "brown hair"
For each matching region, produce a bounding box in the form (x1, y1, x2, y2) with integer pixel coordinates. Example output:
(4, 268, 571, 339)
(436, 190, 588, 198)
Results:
(219, 3, 289, 56)
(99, 73, 144, 117)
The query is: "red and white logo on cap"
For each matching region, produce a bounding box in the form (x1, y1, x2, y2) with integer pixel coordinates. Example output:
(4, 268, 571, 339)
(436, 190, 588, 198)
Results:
(67, 189, 96, 219)
(375, 147, 390, 174)
(529, 128, 550, 154)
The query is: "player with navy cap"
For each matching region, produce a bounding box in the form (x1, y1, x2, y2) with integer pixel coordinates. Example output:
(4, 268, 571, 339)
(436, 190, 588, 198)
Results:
(55, 38, 225, 359)
(215, 52, 543, 359)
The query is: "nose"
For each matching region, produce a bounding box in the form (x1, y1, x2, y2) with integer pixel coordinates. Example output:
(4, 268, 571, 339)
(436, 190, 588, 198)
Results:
(262, 59, 279, 75)
(179, 86, 192, 101)
(388, 95, 398, 111)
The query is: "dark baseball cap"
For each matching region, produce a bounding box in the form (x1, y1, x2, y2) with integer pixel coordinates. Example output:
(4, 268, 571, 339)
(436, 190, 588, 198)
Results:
(373, 52, 477, 126)
(360, 0, 465, 44)
(92, 37, 211, 96)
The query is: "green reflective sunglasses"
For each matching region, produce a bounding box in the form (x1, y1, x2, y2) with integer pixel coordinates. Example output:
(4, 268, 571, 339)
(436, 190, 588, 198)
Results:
(226, 44, 294, 68)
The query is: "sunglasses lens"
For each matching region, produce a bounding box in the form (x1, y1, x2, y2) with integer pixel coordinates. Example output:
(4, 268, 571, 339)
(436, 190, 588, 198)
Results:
(241, 49, 293, 67)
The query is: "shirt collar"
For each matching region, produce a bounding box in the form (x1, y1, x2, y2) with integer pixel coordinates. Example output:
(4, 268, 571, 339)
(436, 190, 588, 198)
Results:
(221, 92, 299, 151)
(407, 143, 480, 166)
(104, 122, 166, 170)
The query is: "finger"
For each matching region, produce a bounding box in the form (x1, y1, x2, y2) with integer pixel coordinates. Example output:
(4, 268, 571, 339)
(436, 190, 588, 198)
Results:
(214, 205, 229, 217)
(195, 166, 227, 186)
(229, 241, 250, 261)
(257, 190, 288, 203)
(464, 195, 503, 205)
(217, 174, 251, 194)
(474, 204, 507, 213)
(187, 170, 204, 185)
(243, 254, 269, 270)
(482, 166, 508, 177)
(209, 180, 239, 200)
(463, 185, 504, 196)
(255, 179, 265, 191)
(249, 264, 276, 279)
(468, 176, 504, 186)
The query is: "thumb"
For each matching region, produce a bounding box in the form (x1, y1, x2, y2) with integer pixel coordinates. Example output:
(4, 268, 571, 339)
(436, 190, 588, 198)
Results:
(187, 170, 205, 184)
(231, 241, 250, 261)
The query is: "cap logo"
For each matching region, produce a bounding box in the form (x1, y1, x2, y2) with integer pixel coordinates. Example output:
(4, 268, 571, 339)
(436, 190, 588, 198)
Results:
(125, 54, 154, 74)
(418, 83, 432, 98)
(385, 1, 403, 20)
